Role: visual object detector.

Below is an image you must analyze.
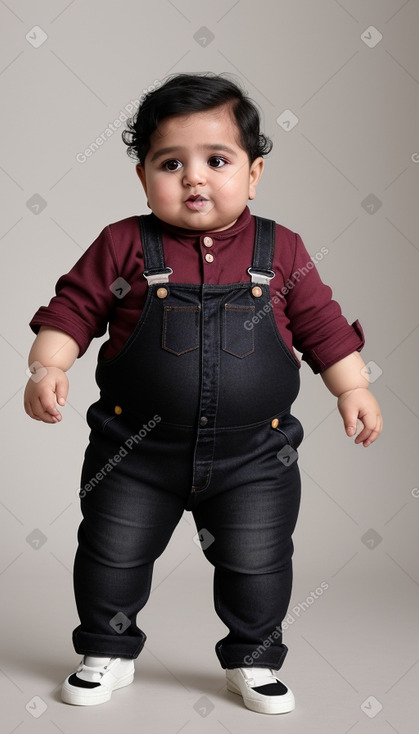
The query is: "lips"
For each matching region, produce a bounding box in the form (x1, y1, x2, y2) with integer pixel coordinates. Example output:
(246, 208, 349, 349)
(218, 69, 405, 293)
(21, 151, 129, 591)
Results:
(185, 195, 209, 210)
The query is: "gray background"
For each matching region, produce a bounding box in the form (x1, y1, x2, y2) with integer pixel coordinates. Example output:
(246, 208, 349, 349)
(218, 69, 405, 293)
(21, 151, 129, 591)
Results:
(1, 0, 418, 732)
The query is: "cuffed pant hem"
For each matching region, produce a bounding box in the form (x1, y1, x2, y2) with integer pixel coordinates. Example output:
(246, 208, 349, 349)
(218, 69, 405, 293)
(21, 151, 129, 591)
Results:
(215, 641, 288, 670)
(72, 625, 147, 659)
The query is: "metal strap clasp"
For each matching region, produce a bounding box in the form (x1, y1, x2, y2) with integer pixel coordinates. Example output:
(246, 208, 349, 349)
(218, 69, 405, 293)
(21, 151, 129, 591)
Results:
(247, 267, 275, 285)
(143, 267, 173, 286)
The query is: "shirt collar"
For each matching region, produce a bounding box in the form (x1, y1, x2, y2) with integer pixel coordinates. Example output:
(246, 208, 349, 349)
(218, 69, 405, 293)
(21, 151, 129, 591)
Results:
(156, 206, 251, 239)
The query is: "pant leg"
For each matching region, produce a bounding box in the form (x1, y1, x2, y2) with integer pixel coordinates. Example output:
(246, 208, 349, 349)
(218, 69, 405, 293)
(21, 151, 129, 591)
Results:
(190, 417, 302, 670)
(72, 418, 190, 659)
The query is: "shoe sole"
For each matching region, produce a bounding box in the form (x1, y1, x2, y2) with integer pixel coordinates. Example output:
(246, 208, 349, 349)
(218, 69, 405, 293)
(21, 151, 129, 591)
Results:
(61, 671, 134, 706)
(226, 678, 295, 714)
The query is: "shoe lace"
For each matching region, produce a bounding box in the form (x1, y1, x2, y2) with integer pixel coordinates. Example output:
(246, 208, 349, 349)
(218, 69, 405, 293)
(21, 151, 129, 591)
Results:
(78, 660, 111, 679)
(242, 667, 278, 687)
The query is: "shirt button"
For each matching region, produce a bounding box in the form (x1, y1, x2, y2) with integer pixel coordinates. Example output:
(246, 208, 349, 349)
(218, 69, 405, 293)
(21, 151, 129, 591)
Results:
(200, 416, 208, 427)
(271, 418, 279, 429)
(205, 253, 214, 263)
(114, 405, 123, 415)
(252, 286, 263, 298)
(203, 236, 213, 247)
(156, 287, 168, 299)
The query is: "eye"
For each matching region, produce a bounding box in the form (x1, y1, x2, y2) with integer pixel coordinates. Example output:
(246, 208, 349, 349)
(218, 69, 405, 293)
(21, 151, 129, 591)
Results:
(162, 159, 182, 171)
(208, 156, 227, 168)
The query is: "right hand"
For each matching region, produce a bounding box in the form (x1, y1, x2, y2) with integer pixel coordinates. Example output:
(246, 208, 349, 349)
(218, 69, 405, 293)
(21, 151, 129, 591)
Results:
(24, 366, 69, 423)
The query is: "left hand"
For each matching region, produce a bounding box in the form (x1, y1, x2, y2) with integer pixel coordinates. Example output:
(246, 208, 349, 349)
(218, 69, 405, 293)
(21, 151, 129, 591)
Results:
(337, 387, 383, 447)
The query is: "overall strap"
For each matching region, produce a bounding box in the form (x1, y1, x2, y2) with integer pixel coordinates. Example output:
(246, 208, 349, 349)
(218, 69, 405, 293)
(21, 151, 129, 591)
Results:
(138, 213, 173, 285)
(248, 215, 276, 285)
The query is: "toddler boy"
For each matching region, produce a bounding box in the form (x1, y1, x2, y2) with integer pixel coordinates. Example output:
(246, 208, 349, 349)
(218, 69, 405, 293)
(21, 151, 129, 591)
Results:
(25, 72, 382, 714)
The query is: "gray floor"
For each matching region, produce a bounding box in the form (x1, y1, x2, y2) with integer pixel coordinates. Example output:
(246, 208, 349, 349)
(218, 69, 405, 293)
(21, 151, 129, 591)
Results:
(2, 514, 417, 734)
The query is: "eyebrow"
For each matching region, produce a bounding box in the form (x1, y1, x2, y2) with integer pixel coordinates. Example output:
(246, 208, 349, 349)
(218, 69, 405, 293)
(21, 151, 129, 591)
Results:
(150, 144, 237, 162)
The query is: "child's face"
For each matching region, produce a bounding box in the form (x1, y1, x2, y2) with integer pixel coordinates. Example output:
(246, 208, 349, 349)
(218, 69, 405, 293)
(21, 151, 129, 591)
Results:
(136, 105, 264, 231)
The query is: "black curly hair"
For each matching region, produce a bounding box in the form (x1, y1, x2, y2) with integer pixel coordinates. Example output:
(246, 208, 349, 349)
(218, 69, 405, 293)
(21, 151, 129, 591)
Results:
(121, 72, 273, 166)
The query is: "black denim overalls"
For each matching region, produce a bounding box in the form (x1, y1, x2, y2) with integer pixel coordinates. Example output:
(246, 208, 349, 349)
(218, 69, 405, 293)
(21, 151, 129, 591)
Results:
(72, 213, 304, 671)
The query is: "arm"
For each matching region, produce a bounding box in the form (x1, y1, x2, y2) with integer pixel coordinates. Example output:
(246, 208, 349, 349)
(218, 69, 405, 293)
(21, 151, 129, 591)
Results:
(25, 222, 123, 422)
(276, 230, 381, 445)
(24, 326, 80, 424)
(321, 351, 383, 447)
(29, 223, 120, 359)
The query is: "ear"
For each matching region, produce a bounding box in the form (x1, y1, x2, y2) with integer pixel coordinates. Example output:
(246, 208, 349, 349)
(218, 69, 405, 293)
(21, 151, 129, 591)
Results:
(136, 164, 147, 195)
(248, 157, 264, 200)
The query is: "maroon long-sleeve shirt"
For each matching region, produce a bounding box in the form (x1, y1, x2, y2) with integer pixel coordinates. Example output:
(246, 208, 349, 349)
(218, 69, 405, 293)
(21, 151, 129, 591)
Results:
(29, 206, 364, 373)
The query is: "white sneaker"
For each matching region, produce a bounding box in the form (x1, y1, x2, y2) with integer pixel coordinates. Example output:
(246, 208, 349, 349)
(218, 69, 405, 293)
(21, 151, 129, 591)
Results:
(61, 656, 135, 706)
(225, 666, 295, 714)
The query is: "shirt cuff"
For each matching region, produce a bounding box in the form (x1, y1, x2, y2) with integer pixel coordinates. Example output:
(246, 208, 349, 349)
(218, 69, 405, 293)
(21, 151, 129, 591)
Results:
(29, 313, 90, 358)
(303, 319, 365, 374)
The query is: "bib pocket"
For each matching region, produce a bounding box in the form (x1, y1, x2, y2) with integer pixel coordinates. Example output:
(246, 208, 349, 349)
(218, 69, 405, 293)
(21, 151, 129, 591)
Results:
(162, 305, 200, 355)
(222, 304, 255, 358)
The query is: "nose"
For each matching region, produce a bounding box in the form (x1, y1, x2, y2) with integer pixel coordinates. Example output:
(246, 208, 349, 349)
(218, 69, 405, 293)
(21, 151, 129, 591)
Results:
(182, 161, 207, 187)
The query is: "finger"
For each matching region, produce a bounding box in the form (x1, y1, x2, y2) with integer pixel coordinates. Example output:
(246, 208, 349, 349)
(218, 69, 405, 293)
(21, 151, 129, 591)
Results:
(38, 392, 62, 419)
(362, 419, 383, 446)
(355, 414, 382, 446)
(34, 396, 62, 423)
(24, 400, 41, 421)
(340, 407, 359, 436)
(55, 375, 68, 406)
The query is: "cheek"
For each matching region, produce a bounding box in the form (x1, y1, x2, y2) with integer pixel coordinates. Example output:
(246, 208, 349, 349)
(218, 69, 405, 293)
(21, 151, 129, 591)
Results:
(215, 171, 249, 198)
(149, 177, 176, 205)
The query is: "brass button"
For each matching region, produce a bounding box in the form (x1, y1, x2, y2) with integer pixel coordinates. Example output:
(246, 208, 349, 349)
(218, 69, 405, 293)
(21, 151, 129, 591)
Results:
(271, 418, 279, 429)
(203, 236, 213, 247)
(156, 287, 168, 299)
(114, 405, 123, 415)
(252, 286, 263, 298)
(200, 416, 208, 427)
(205, 253, 214, 263)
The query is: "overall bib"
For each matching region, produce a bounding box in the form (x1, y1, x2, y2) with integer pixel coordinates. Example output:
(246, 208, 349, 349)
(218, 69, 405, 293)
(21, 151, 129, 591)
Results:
(72, 213, 304, 670)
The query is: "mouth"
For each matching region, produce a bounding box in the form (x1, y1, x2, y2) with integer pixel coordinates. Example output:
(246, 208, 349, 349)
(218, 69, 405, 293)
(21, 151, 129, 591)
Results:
(185, 195, 209, 210)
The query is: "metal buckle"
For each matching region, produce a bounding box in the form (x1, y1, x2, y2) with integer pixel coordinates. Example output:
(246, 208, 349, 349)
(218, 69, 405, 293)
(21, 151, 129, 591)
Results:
(143, 267, 173, 285)
(247, 267, 275, 285)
